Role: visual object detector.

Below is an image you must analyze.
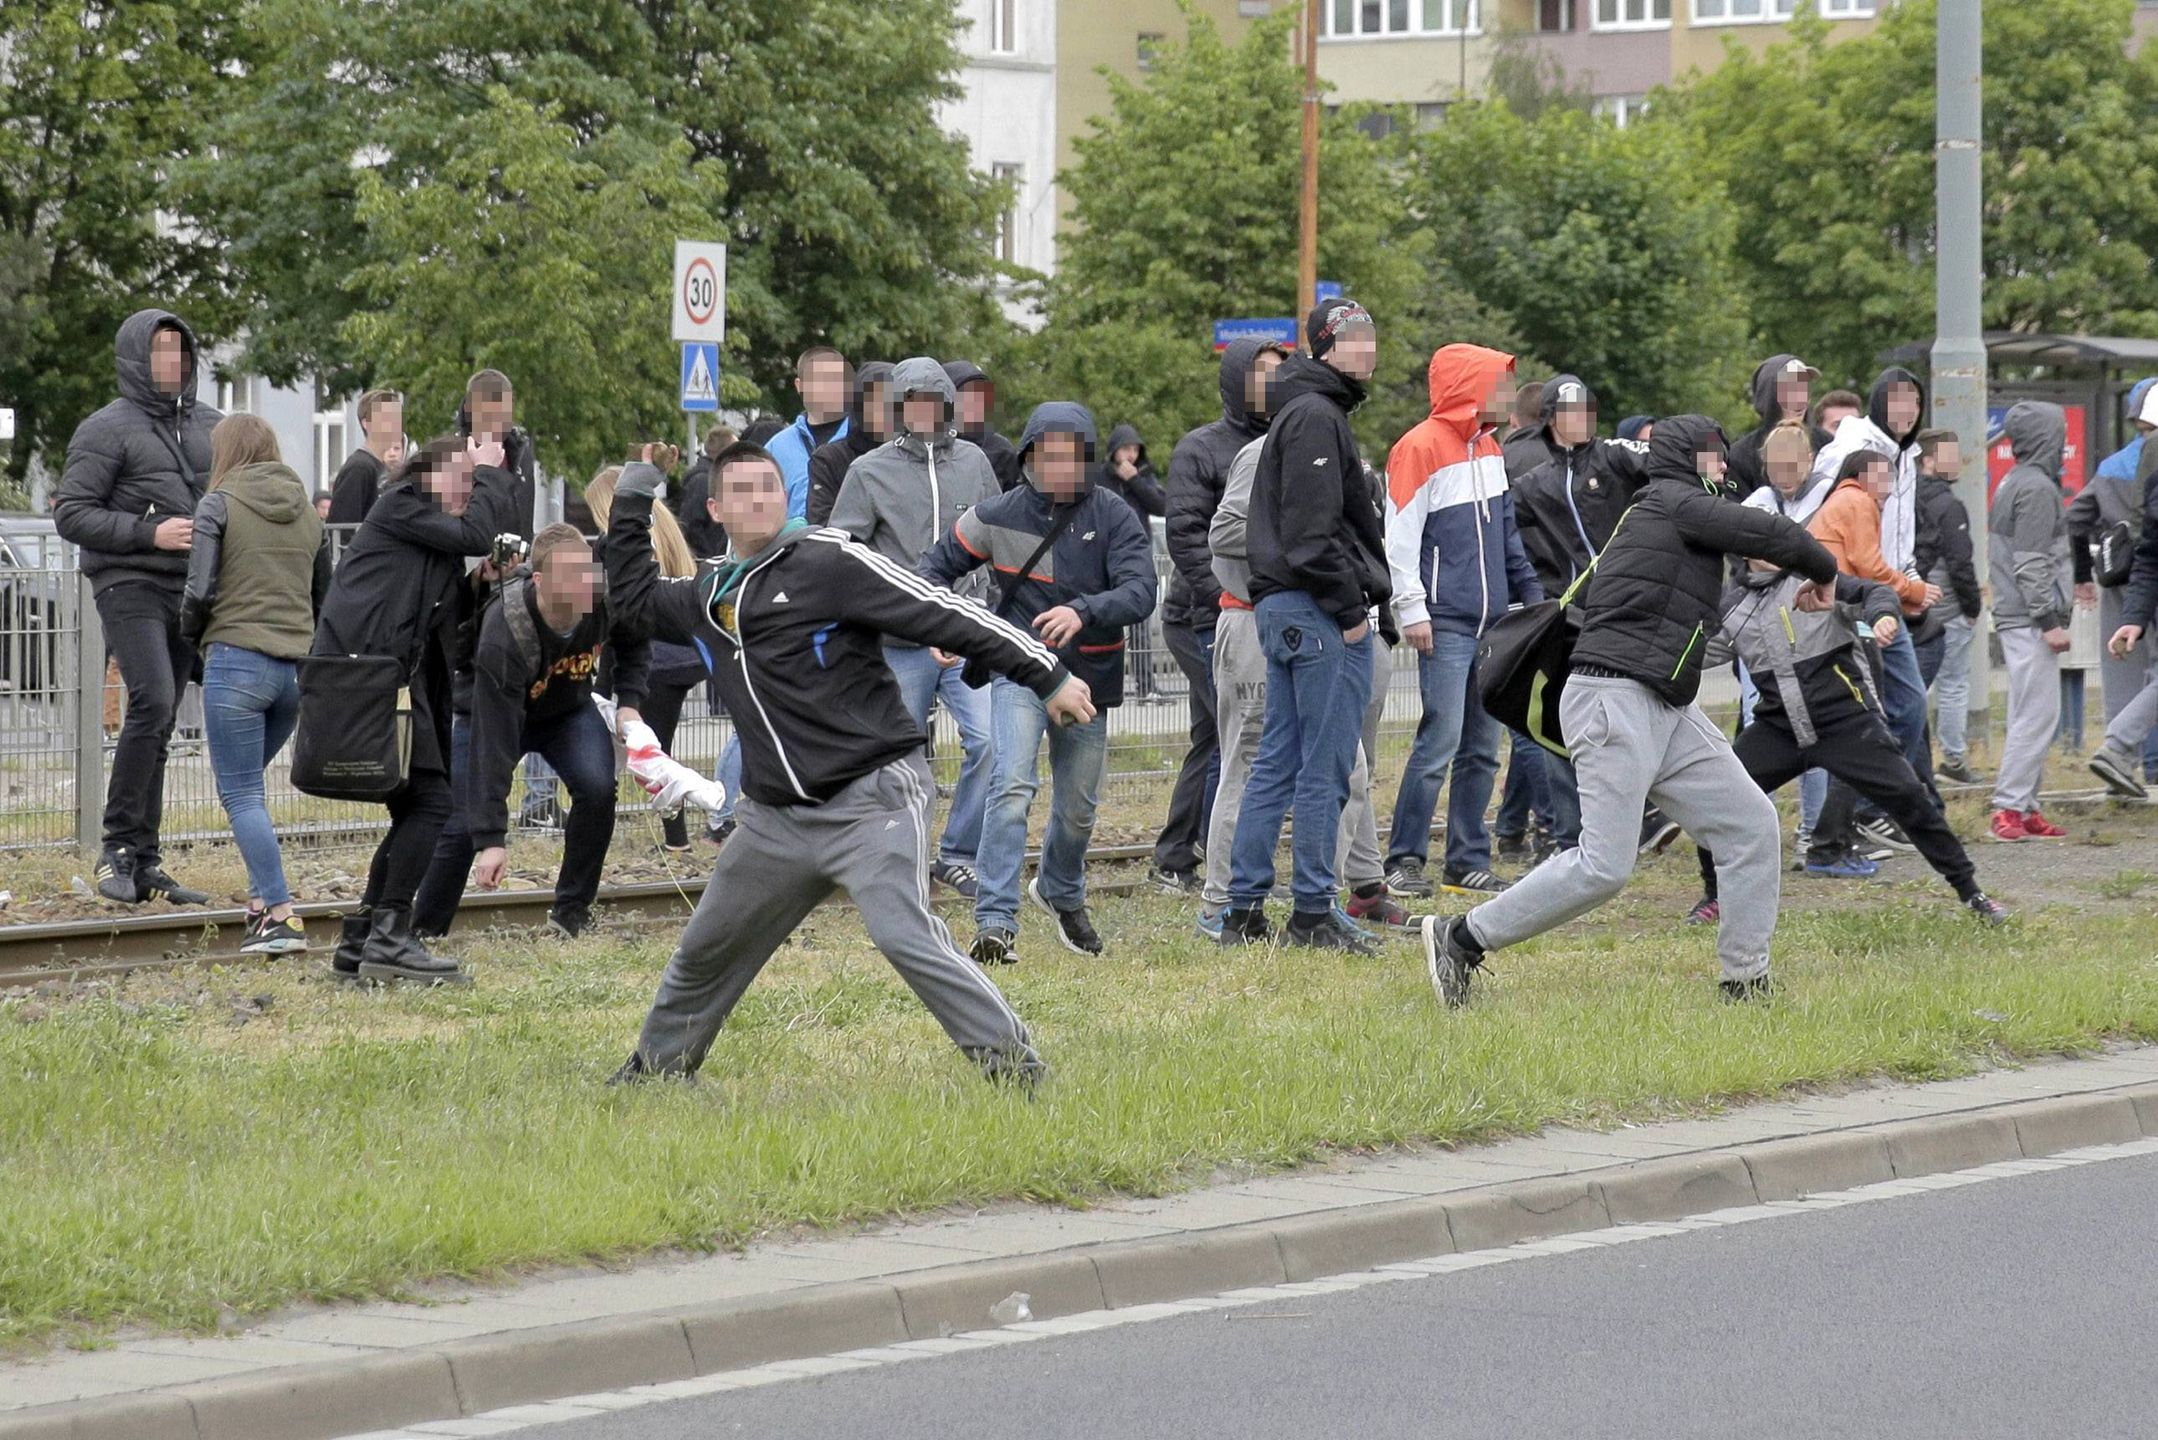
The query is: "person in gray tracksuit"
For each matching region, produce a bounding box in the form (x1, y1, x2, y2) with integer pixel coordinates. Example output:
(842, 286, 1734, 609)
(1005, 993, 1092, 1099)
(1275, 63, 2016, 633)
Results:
(1986, 402, 2075, 833)
(828, 357, 1003, 893)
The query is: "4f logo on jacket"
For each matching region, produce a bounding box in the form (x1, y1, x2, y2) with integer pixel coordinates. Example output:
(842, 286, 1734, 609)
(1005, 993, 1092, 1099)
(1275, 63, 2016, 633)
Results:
(1312, 457, 1329, 467)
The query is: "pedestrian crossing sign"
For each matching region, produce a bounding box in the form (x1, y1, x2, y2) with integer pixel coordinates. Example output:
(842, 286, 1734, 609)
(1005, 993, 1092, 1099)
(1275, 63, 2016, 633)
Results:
(680, 343, 720, 413)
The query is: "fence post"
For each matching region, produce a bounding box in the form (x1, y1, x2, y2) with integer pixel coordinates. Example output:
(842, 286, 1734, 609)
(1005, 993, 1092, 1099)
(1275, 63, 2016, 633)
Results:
(74, 571, 104, 856)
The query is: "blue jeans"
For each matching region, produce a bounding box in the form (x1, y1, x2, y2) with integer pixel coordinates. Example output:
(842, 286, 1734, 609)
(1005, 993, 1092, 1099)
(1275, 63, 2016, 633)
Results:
(714, 734, 743, 824)
(1228, 592, 1374, 912)
(1386, 628, 1497, 875)
(202, 643, 301, 907)
(886, 643, 992, 865)
(1493, 729, 1552, 840)
(974, 675, 1108, 934)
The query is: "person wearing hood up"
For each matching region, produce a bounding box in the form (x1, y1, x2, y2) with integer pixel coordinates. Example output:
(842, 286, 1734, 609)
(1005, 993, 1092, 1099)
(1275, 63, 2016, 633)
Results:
(943, 361, 1022, 491)
(807, 361, 893, 527)
(1154, 339, 1289, 895)
(2071, 376, 2158, 781)
(1910, 427, 1986, 786)
(829, 356, 1003, 896)
(1726, 355, 1832, 501)
(1421, 416, 1839, 1010)
(1219, 297, 1394, 954)
(1382, 344, 1544, 903)
(180, 416, 332, 953)
(2098, 387, 2158, 799)
(1616, 416, 1654, 443)
(1987, 401, 2076, 842)
(919, 404, 1155, 963)
(54, 308, 224, 906)
(1094, 422, 1166, 702)
(764, 347, 850, 521)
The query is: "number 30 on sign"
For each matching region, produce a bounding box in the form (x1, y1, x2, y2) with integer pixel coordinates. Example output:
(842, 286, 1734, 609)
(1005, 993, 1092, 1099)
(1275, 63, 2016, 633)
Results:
(672, 241, 727, 345)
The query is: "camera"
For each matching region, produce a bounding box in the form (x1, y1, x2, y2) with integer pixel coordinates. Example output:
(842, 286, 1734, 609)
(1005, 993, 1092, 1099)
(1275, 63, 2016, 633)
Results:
(490, 533, 529, 570)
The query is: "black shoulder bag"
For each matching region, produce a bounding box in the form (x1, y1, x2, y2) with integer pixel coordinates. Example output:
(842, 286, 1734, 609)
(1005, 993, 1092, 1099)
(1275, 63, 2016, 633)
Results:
(960, 504, 1080, 690)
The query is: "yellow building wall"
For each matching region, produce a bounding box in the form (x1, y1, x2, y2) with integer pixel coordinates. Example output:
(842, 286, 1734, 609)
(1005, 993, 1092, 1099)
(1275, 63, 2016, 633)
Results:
(1317, 32, 1499, 106)
(1669, 6, 1882, 81)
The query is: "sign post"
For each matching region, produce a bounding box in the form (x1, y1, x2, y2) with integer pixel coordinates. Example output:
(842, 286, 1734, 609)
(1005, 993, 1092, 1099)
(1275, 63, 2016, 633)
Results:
(673, 240, 727, 452)
(1212, 318, 1300, 354)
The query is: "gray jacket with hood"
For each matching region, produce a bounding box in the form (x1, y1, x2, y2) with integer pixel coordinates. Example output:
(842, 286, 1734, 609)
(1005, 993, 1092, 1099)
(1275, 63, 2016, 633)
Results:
(54, 309, 225, 596)
(827, 356, 998, 642)
(1989, 401, 2072, 633)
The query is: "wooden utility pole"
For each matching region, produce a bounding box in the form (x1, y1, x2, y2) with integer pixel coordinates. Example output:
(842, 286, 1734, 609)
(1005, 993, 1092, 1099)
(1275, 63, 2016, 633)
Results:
(1298, 0, 1320, 327)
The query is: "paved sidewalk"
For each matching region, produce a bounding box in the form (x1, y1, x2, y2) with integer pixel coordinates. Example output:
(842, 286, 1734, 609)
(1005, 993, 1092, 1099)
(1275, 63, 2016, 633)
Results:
(7, 1045, 2158, 1423)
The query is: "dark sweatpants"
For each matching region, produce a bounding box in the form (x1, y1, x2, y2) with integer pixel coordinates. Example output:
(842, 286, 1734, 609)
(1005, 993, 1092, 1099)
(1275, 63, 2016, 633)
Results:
(96, 582, 196, 863)
(1698, 696, 1979, 903)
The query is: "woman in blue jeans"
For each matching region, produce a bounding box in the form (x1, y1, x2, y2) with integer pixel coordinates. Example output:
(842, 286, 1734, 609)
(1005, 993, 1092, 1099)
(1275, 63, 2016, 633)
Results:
(180, 416, 330, 954)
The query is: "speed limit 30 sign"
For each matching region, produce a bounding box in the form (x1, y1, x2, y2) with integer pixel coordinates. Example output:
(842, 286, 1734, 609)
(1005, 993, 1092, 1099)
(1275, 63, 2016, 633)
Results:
(672, 240, 727, 345)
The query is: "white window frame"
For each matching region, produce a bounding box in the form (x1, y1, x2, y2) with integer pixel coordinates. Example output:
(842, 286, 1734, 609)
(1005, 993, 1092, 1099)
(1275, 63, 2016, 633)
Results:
(1420, 0, 1480, 33)
(1598, 94, 1650, 127)
(987, 0, 1016, 54)
(1324, 0, 1478, 38)
(991, 162, 1024, 267)
(1815, 0, 1874, 14)
(1690, 0, 1795, 25)
(1536, 0, 1576, 31)
(216, 377, 250, 414)
(312, 411, 347, 493)
(1592, 0, 1671, 30)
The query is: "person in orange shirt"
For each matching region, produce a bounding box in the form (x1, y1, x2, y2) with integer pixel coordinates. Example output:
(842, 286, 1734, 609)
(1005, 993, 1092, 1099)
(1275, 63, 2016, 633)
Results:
(1810, 450, 1941, 617)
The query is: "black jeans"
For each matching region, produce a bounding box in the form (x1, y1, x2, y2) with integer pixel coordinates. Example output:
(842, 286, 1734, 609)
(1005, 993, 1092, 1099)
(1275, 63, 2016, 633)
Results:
(96, 582, 196, 862)
(1699, 698, 1978, 902)
(1152, 619, 1219, 872)
(363, 769, 454, 912)
(412, 701, 619, 933)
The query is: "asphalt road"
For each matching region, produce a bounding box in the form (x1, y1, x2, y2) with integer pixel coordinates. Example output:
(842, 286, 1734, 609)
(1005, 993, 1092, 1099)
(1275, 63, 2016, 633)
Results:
(541, 1152, 2158, 1440)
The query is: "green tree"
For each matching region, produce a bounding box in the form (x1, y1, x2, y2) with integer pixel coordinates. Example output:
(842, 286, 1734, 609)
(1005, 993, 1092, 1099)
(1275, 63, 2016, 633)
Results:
(0, 1, 256, 488)
(1410, 102, 1751, 423)
(1668, 0, 2158, 390)
(342, 90, 720, 485)
(1486, 27, 1597, 122)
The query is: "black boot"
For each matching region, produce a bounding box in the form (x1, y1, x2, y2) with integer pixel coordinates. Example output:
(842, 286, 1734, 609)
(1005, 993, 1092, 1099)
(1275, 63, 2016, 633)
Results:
(331, 909, 372, 983)
(357, 905, 472, 987)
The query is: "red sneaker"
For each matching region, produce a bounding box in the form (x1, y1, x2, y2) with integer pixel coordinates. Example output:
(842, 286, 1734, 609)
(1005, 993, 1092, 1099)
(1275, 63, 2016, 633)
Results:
(2020, 810, 2068, 839)
(1988, 809, 2029, 843)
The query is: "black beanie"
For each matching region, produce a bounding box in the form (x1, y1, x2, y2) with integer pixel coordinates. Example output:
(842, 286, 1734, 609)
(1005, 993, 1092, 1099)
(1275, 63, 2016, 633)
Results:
(1306, 297, 1372, 359)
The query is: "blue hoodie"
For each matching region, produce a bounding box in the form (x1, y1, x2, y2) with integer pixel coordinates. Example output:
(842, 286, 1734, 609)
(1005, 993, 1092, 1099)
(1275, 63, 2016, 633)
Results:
(766, 410, 849, 522)
(2096, 378, 2157, 485)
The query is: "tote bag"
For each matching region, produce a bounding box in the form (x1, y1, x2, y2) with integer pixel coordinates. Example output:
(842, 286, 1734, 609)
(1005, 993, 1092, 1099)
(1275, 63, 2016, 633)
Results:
(291, 654, 413, 800)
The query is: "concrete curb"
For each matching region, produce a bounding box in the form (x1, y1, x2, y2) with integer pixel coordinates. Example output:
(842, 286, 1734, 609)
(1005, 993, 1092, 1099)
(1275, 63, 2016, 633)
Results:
(10, 1079, 2157, 1440)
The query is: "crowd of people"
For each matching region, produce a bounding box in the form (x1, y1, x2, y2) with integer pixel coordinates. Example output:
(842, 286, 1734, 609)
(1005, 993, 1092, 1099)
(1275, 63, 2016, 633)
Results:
(46, 300, 2158, 1082)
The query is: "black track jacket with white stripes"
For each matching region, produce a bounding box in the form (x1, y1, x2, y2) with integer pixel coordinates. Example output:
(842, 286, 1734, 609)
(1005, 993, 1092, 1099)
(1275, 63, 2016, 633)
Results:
(604, 478, 1070, 807)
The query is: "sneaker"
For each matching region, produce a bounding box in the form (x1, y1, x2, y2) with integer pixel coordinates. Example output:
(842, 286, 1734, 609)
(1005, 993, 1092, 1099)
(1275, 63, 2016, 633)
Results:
(1194, 905, 1226, 941)
(1853, 816, 1916, 854)
(519, 797, 562, 830)
(1937, 756, 1979, 786)
(1638, 808, 1681, 856)
(1494, 832, 1531, 863)
(1384, 857, 1433, 899)
(1147, 865, 1200, 896)
(1685, 897, 1720, 926)
(1965, 892, 2011, 927)
(241, 911, 309, 955)
(606, 1052, 695, 1087)
(93, 846, 140, 903)
(970, 927, 1018, 966)
(134, 862, 209, 906)
(2087, 745, 2148, 800)
(545, 911, 587, 940)
(1440, 868, 1508, 897)
(1217, 907, 1271, 945)
(2020, 809, 2068, 839)
(1719, 974, 1773, 1004)
(1988, 809, 2030, 843)
(1805, 855, 1878, 879)
(1029, 878, 1104, 956)
(705, 817, 737, 848)
(1344, 888, 1417, 931)
(1856, 841, 1895, 863)
(1790, 831, 1811, 872)
(1284, 909, 1377, 955)
(1421, 915, 1481, 1008)
(1531, 827, 1559, 863)
(932, 859, 980, 898)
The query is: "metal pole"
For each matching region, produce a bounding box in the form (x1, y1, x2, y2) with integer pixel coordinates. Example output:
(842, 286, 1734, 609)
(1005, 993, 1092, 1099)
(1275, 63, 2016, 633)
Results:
(1298, 0, 1320, 319)
(73, 570, 104, 856)
(1930, 0, 1988, 738)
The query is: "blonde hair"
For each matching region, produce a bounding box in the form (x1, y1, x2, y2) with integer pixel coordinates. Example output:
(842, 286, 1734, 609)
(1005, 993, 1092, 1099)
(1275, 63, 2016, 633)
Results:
(1762, 420, 1814, 467)
(209, 414, 281, 489)
(584, 465, 696, 579)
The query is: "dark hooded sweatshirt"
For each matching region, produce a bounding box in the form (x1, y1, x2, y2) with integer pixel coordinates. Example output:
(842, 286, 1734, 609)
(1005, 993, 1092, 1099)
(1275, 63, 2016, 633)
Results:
(1164, 337, 1282, 630)
(1568, 415, 1837, 707)
(54, 309, 224, 597)
(1509, 373, 1651, 592)
(942, 361, 1022, 492)
(1247, 354, 1389, 629)
(1726, 353, 1835, 501)
(807, 361, 893, 527)
(1095, 422, 1167, 522)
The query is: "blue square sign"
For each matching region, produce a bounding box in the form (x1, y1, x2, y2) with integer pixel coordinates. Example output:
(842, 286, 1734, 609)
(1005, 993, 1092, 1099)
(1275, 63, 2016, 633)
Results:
(680, 342, 720, 413)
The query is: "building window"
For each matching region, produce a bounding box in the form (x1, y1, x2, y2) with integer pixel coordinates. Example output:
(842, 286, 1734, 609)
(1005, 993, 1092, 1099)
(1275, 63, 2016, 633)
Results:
(1593, 0, 1670, 27)
(1538, 0, 1576, 29)
(1327, 0, 1455, 35)
(1415, 101, 1451, 128)
(1597, 94, 1650, 126)
(312, 411, 347, 492)
(1816, 0, 1873, 13)
(1693, 0, 1807, 21)
(991, 163, 1023, 266)
(1422, 0, 1479, 31)
(1137, 31, 1165, 69)
(216, 378, 249, 414)
(988, 0, 1016, 53)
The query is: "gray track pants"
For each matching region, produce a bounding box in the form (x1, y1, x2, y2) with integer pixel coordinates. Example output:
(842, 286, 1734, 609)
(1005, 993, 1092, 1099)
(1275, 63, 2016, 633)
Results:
(1992, 626, 2059, 815)
(1464, 675, 1781, 983)
(632, 757, 1040, 1079)
(1201, 608, 1384, 910)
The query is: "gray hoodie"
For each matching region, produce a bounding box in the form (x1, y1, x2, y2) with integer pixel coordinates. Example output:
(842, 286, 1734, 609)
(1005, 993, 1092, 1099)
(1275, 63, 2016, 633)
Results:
(1988, 401, 2071, 633)
(826, 356, 998, 639)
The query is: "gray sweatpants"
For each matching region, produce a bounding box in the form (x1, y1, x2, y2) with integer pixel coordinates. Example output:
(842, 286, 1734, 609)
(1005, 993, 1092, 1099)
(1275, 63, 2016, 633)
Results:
(633, 757, 1040, 1079)
(1201, 609, 1383, 910)
(1992, 626, 2060, 814)
(1464, 675, 1780, 983)
(2103, 668, 2158, 759)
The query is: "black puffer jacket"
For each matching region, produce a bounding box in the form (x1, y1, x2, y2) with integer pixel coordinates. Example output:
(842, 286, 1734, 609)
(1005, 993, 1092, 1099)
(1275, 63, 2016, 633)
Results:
(1095, 422, 1167, 521)
(1570, 415, 1838, 707)
(1164, 338, 1282, 629)
(1247, 354, 1389, 629)
(807, 361, 892, 527)
(53, 309, 224, 596)
(942, 361, 1022, 491)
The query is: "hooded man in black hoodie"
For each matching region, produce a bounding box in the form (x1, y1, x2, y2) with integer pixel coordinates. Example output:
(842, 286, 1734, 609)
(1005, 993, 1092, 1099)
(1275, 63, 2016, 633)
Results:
(54, 309, 223, 905)
(943, 360, 1022, 491)
(807, 361, 893, 527)
(1726, 354, 1830, 502)
(1154, 338, 1290, 894)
